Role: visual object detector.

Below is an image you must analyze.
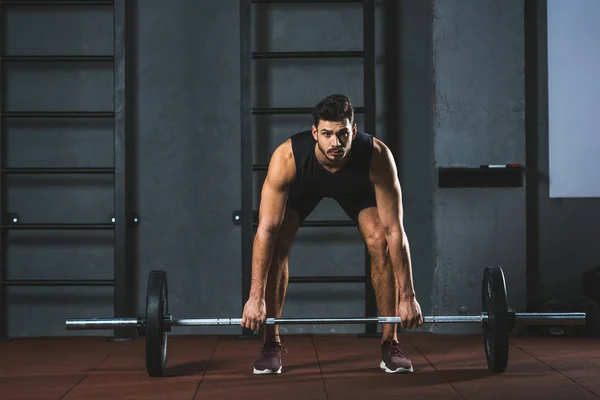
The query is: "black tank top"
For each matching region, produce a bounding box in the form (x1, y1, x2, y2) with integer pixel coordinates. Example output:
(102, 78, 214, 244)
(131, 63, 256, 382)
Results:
(289, 130, 374, 197)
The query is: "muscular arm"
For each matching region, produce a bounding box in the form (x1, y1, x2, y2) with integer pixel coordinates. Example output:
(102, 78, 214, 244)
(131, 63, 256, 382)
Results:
(370, 139, 416, 299)
(249, 141, 296, 299)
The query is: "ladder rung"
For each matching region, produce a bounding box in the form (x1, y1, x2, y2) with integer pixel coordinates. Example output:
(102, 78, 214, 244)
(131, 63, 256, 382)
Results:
(1, 111, 114, 119)
(2, 55, 114, 62)
(1, 0, 113, 5)
(233, 210, 355, 227)
(299, 219, 356, 227)
(251, 219, 355, 227)
(252, 51, 363, 59)
(2, 279, 114, 287)
(1, 223, 114, 230)
(252, 164, 268, 172)
(253, 107, 364, 115)
(289, 276, 365, 283)
(252, 0, 364, 3)
(2, 167, 114, 175)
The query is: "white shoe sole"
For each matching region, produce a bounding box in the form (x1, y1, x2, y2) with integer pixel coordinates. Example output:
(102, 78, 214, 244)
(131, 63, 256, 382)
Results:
(253, 366, 282, 375)
(380, 360, 414, 374)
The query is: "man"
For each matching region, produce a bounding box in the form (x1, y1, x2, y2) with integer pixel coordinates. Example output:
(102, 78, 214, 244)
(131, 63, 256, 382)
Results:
(241, 94, 423, 375)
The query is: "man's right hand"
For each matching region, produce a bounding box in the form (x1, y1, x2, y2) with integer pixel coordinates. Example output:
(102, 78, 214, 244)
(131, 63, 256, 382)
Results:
(241, 296, 267, 331)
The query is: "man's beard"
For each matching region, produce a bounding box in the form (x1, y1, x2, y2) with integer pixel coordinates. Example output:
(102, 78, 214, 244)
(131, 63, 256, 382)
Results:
(319, 143, 344, 163)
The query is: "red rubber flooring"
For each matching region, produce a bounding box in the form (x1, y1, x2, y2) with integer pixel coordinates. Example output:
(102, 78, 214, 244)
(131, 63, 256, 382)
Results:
(0, 333, 599, 399)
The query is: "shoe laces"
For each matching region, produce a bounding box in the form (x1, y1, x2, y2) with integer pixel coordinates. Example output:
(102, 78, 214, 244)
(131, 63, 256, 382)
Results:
(388, 340, 407, 358)
(262, 340, 288, 357)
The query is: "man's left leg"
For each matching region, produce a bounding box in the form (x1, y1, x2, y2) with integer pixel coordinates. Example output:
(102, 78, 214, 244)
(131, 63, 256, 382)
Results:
(356, 207, 413, 373)
(335, 188, 413, 373)
(356, 207, 398, 343)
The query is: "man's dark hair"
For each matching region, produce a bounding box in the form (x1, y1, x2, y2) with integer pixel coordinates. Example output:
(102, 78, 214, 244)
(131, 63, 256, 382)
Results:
(312, 94, 354, 128)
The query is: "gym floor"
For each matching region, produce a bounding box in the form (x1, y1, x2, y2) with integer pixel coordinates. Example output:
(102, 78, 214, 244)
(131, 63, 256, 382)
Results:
(0, 333, 598, 400)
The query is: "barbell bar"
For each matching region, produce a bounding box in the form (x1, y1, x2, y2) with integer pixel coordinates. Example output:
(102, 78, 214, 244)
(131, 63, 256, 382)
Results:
(65, 313, 585, 329)
(64, 266, 588, 378)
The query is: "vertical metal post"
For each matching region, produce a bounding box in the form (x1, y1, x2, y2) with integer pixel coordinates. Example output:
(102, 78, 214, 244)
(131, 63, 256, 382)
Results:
(361, 0, 378, 337)
(239, 0, 255, 338)
(112, 0, 132, 340)
(524, 0, 541, 313)
(0, 0, 6, 340)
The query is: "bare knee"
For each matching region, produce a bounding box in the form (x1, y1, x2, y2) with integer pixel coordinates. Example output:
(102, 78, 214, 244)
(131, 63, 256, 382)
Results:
(363, 227, 388, 266)
(357, 208, 388, 263)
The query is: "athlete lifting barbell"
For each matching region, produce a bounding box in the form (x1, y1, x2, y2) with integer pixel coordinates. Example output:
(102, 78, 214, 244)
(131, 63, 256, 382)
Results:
(241, 94, 422, 375)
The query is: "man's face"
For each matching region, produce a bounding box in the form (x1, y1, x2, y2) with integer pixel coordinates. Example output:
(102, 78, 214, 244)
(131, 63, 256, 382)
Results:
(312, 119, 357, 164)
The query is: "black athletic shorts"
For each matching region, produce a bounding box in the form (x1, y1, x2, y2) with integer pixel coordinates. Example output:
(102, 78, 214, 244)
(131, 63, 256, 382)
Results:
(286, 185, 377, 224)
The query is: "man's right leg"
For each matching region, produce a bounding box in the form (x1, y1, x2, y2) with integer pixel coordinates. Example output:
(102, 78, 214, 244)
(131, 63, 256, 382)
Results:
(253, 188, 321, 375)
(264, 207, 300, 343)
(253, 207, 300, 374)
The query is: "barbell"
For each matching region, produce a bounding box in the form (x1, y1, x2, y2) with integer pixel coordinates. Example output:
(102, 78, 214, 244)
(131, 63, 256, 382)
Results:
(65, 266, 587, 377)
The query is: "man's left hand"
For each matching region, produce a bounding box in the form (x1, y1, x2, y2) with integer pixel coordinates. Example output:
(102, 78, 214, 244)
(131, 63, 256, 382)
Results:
(399, 296, 423, 329)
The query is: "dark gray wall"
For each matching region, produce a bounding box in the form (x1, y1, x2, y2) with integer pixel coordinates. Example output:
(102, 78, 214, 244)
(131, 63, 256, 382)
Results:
(131, 1, 242, 335)
(2, 0, 594, 338)
(431, 0, 526, 334)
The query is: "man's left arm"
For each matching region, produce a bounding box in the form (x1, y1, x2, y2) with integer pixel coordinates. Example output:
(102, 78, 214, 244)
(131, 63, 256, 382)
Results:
(370, 139, 419, 317)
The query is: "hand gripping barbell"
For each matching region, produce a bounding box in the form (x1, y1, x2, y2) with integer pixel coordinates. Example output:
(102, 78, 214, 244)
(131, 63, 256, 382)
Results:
(65, 266, 587, 377)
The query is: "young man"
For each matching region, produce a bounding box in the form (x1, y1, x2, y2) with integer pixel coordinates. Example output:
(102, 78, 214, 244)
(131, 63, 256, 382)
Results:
(241, 94, 423, 374)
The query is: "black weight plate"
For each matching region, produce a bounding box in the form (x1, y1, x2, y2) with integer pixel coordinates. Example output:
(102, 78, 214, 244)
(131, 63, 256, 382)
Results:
(146, 270, 169, 377)
(482, 266, 509, 373)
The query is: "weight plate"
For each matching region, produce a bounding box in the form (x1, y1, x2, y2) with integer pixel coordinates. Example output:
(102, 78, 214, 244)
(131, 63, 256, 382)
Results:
(482, 266, 509, 373)
(145, 270, 169, 377)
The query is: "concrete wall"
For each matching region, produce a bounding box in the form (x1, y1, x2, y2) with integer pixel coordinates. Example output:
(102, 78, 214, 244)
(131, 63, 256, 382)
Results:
(2, 0, 593, 338)
(431, 0, 526, 333)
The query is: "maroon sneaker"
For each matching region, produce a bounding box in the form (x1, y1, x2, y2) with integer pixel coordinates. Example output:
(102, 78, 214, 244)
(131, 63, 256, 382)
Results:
(380, 338, 414, 373)
(253, 340, 283, 375)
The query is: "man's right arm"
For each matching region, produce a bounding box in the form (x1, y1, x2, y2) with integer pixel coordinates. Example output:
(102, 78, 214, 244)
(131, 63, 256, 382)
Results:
(249, 141, 295, 299)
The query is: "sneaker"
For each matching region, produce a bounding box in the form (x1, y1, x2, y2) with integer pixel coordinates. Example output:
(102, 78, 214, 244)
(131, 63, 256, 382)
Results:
(253, 340, 283, 375)
(380, 338, 414, 373)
